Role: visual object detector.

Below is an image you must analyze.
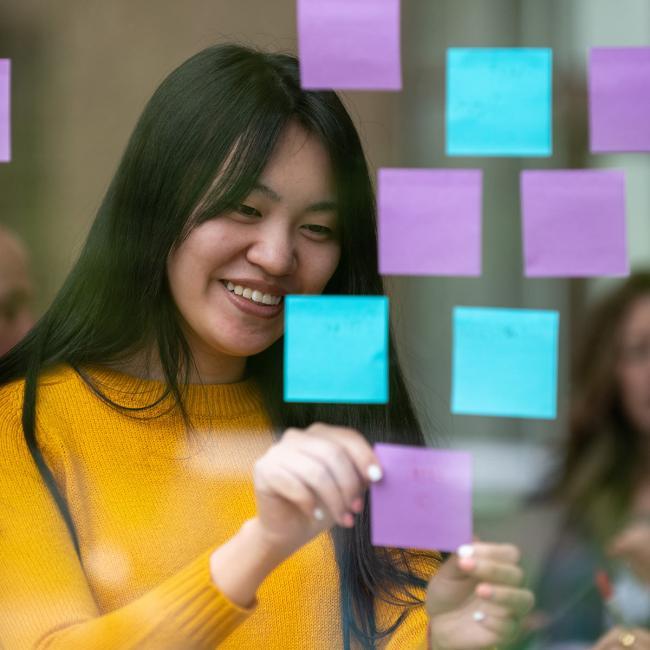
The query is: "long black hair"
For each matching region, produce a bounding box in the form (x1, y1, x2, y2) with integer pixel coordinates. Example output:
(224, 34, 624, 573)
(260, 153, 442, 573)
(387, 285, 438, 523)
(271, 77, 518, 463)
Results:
(0, 44, 437, 648)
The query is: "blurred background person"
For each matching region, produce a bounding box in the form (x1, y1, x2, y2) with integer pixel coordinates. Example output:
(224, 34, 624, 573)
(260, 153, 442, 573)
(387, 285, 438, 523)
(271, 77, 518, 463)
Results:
(527, 272, 650, 648)
(0, 225, 34, 356)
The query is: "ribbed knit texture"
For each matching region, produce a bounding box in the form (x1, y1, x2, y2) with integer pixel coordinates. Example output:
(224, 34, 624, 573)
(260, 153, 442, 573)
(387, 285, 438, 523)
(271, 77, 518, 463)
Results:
(0, 364, 429, 649)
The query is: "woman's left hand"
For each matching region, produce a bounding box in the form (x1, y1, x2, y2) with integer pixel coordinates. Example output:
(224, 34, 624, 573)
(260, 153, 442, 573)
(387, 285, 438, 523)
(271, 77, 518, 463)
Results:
(425, 542, 535, 649)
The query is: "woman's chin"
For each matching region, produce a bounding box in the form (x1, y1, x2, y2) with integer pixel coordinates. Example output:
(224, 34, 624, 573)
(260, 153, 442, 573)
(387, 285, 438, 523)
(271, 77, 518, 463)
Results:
(208, 334, 280, 359)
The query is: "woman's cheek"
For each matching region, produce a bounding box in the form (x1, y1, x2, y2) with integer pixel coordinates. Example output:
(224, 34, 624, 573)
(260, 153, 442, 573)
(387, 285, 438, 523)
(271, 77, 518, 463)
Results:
(312, 244, 341, 292)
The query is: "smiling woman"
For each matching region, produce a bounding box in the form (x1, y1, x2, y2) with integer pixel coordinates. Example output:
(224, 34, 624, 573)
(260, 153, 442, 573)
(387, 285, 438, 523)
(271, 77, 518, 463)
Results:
(0, 44, 533, 649)
(166, 121, 341, 380)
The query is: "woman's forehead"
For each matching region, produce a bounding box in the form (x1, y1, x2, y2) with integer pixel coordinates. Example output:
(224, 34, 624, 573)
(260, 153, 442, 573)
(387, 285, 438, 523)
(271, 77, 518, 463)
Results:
(256, 124, 335, 199)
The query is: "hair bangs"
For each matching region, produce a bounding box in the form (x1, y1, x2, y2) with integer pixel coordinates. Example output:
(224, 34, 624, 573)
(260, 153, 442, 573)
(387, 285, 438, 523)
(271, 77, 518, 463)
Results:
(179, 111, 290, 240)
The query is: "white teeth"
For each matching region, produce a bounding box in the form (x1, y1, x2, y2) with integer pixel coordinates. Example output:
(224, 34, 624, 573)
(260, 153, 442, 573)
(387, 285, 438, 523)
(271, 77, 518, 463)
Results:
(224, 281, 282, 306)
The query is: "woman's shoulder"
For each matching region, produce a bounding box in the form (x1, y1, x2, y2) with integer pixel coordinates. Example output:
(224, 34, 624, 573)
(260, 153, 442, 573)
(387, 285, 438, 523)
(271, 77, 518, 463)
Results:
(0, 364, 95, 463)
(0, 363, 84, 414)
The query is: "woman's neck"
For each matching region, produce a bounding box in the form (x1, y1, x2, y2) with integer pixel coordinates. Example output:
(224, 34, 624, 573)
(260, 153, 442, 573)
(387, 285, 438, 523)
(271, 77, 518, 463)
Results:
(106, 346, 247, 385)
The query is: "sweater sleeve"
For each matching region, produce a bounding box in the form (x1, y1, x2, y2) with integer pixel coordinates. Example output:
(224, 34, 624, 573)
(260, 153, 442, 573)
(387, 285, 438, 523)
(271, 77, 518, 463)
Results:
(0, 386, 254, 650)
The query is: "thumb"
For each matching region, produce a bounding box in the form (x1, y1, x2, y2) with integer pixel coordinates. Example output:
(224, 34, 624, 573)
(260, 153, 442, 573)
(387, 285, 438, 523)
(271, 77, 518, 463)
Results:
(437, 543, 477, 581)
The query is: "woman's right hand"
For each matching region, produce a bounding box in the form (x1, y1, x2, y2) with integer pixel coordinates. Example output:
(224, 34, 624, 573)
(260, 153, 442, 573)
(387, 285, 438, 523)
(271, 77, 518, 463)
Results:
(250, 422, 382, 558)
(210, 423, 380, 608)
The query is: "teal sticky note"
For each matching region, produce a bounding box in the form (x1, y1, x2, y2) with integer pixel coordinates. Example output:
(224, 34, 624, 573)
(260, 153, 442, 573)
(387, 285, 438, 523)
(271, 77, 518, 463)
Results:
(446, 48, 552, 156)
(284, 295, 389, 403)
(452, 307, 559, 419)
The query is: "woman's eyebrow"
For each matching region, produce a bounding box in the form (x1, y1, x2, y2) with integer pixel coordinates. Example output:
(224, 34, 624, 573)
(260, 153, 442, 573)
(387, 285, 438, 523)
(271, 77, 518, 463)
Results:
(253, 182, 282, 202)
(305, 200, 337, 213)
(252, 182, 337, 212)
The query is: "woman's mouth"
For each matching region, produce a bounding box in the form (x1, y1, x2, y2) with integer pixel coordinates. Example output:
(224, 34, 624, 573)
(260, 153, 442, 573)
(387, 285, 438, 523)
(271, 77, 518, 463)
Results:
(219, 280, 285, 319)
(221, 280, 283, 306)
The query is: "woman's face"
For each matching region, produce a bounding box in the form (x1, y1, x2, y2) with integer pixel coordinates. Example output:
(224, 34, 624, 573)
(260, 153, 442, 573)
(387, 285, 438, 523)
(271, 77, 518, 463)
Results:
(167, 122, 341, 378)
(616, 295, 650, 436)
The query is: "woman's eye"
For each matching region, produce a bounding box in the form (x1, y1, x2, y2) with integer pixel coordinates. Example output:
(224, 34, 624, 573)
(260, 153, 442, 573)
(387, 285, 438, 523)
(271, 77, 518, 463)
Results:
(302, 224, 333, 237)
(236, 204, 262, 217)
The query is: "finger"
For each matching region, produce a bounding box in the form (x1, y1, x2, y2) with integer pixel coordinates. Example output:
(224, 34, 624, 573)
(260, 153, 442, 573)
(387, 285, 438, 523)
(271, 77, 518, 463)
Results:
(292, 435, 366, 513)
(627, 628, 650, 648)
(461, 541, 522, 564)
(430, 546, 481, 582)
(429, 609, 501, 650)
(459, 555, 524, 587)
(474, 611, 519, 643)
(279, 449, 351, 526)
(256, 462, 320, 520)
(475, 583, 536, 618)
(594, 627, 647, 650)
(462, 599, 520, 644)
(304, 423, 383, 484)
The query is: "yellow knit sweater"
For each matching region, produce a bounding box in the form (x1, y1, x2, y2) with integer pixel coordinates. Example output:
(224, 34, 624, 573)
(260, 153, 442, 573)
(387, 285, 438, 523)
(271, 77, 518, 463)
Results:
(0, 364, 430, 649)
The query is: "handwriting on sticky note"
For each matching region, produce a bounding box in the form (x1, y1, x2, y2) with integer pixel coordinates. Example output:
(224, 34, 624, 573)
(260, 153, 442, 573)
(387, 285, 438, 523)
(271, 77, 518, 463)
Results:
(371, 443, 473, 552)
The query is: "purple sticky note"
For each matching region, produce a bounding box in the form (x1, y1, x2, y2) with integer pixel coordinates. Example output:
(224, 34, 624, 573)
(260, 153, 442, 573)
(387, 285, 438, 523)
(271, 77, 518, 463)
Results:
(589, 47, 650, 152)
(378, 169, 482, 276)
(522, 170, 629, 278)
(297, 0, 401, 90)
(370, 443, 473, 552)
(0, 60, 10, 163)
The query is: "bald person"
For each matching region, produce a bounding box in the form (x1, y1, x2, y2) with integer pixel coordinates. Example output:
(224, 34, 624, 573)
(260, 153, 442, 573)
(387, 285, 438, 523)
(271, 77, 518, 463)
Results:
(0, 226, 34, 356)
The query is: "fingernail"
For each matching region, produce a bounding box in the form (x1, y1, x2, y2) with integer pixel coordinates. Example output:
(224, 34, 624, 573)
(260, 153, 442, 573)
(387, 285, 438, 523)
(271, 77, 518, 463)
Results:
(459, 557, 476, 571)
(476, 583, 493, 599)
(457, 544, 475, 558)
(313, 507, 325, 521)
(351, 497, 364, 513)
(341, 512, 355, 527)
(367, 464, 383, 482)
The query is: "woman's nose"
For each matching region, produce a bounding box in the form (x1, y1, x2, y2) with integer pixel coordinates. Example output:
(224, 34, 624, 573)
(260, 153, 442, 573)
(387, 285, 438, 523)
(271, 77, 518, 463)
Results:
(246, 228, 297, 277)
